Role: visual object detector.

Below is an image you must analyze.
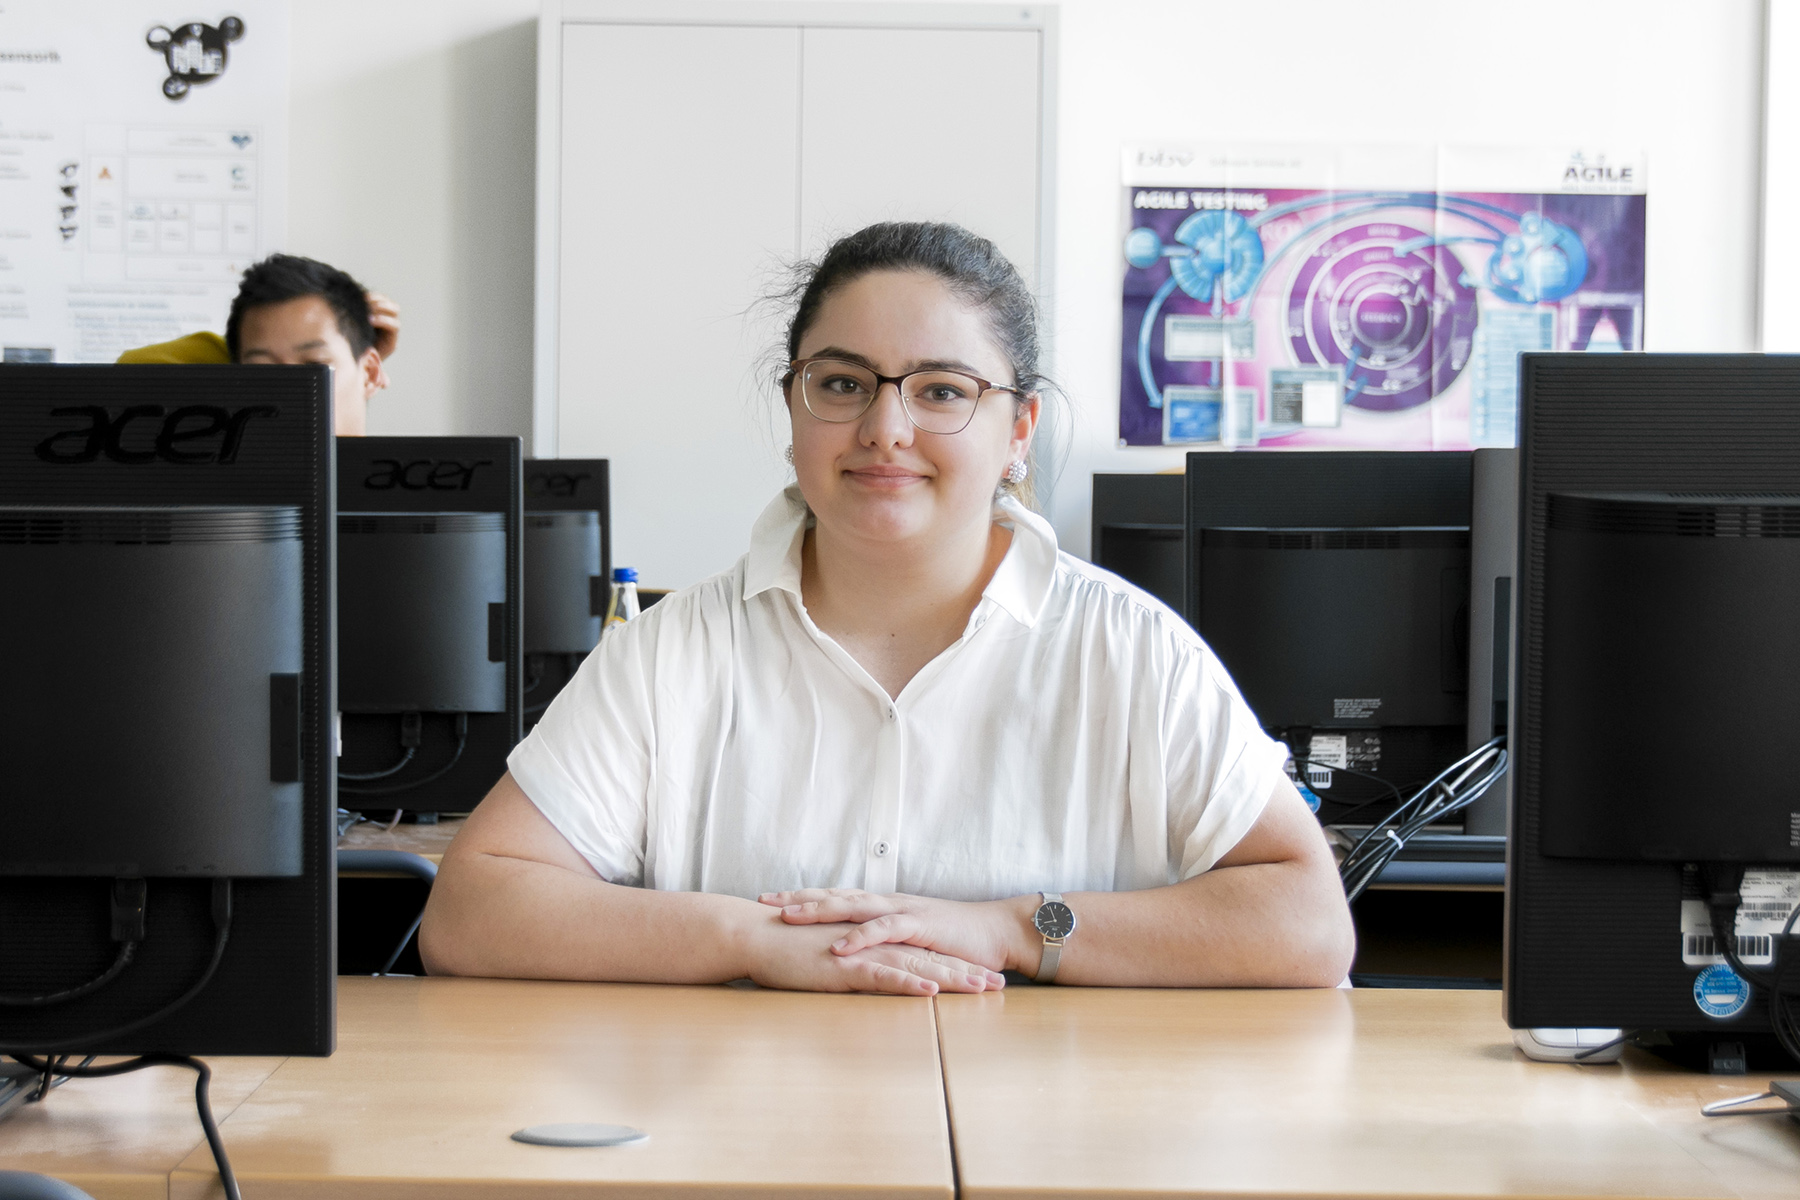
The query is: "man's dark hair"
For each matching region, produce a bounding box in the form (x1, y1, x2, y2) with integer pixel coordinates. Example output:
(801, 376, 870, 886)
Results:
(226, 253, 375, 360)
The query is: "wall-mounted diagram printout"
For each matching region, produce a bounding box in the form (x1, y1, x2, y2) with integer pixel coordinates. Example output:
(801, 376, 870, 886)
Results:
(0, 2, 288, 364)
(1119, 144, 1645, 449)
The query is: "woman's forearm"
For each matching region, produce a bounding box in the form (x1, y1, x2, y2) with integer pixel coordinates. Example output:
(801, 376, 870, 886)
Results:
(419, 773, 1006, 996)
(1002, 783, 1356, 987)
(421, 847, 768, 983)
(1017, 861, 1354, 987)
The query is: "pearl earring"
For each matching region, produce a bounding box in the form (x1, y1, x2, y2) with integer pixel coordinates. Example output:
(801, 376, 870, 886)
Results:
(783, 445, 795, 465)
(1004, 460, 1028, 485)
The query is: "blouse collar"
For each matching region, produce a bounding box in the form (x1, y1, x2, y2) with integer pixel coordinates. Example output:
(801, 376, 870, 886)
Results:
(743, 486, 1058, 628)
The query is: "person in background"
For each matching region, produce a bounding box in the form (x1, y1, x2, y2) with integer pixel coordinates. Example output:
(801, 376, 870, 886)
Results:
(421, 221, 1355, 995)
(117, 253, 399, 437)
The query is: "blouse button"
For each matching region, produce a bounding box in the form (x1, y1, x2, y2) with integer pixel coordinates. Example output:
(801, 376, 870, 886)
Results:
(873, 840, 891, 857)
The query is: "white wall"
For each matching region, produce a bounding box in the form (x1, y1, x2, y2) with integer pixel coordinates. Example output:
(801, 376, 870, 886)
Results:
(288, 0, 539, 441)
(288, 0, 1768, 557)
(1766, 0, 1797, 349)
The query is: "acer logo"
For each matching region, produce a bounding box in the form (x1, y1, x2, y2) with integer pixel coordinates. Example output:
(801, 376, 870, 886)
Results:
(526, 470, 593, 499)
(363, 458, 492, 491)
(34, 404, 277, 464)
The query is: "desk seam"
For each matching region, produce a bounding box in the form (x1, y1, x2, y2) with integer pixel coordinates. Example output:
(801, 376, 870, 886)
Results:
(932, 996, 963, 1200)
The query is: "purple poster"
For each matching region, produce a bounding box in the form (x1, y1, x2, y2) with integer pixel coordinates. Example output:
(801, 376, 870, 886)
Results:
(1119, 144, 1646, 450)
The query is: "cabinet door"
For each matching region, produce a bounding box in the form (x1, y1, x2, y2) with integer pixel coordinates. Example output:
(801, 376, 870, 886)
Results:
(557, 23, 799, 587)
(799, 27, 1042, 288)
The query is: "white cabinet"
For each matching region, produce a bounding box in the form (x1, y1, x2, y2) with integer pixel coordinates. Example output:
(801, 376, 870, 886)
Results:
(537, 1, 1056, 588)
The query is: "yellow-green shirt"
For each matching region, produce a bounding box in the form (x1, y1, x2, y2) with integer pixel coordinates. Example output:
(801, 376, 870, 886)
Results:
(115, 331, 230, 364)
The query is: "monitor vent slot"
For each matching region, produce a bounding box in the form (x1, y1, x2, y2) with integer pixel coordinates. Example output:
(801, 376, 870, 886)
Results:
(1548, 493, 1800, 538)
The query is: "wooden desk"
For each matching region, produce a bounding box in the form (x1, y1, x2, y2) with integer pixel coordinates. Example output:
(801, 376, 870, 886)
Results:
(167, 976, 953, 1199)
(935, 987, 1800, 1200)
(0, 1056, 281, 1200)
(16, 984, 1800, 1200)
(336, 815, 466, 864)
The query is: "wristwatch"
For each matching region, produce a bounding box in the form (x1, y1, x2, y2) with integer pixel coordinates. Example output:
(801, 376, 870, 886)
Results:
(1032, 892, 1076, 983)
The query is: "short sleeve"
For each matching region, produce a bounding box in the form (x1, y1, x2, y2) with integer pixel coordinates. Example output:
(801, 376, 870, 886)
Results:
(505, 617, 659, 885)
(1161, 633, 1292, 879)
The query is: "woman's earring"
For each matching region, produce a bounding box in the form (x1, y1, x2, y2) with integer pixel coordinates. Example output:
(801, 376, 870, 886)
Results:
(1004, 460, 1028, 485)
(783, 445, 795, 465)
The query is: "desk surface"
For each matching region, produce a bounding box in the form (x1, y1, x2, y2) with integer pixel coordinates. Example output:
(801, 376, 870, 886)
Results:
(936, 987, 1800, 1200)
(168, 976, 953, 1199)
(11, 983, 1800, 1199)
(337, 815, 465, 864)
(0, 1055, 282, 1200)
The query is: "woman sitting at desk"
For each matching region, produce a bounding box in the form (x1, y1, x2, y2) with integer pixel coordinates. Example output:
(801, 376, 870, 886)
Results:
(422, 222, 1354, 992)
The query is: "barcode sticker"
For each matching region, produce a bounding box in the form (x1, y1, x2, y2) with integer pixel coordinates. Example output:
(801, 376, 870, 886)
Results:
(1310, 734, 1348, 770)
(1680, 869, 1800, 967)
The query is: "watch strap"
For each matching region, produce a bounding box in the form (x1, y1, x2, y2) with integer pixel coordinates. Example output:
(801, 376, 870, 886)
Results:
(1034, 891, 1067, 984)
(1035, 938, 1064, 984)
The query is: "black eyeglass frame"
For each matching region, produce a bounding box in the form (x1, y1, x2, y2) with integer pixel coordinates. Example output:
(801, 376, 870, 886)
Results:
(784, 356, 1030, 435)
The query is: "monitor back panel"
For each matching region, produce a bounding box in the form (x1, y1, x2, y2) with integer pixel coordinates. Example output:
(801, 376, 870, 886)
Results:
(1509, 353, 1800, 1032)
(1465, 448, 1518, 836)
(1092, 472, 1185, 613)
(0, 365, 335, 1056)
(1184, 451, 1472, 812)
(337, 437, 522, 813)
(522, 459, 610, 730)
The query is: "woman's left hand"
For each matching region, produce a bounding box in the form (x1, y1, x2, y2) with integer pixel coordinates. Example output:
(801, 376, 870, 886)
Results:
(758, 888, 1032, 976)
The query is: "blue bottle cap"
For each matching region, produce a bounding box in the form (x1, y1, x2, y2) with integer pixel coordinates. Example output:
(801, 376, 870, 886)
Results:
(612, 567, 638, 582)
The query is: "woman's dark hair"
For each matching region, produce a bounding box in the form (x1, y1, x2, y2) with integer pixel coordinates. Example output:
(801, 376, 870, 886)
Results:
(774, 222, 1059, 502)
(226, 253, 375, 361)
(782, 222, 1044, 391)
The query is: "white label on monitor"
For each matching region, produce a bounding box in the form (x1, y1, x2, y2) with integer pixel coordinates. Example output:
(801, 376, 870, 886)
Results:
(1310, 734, 1349, 769)
(1680, 869, 1800, 967)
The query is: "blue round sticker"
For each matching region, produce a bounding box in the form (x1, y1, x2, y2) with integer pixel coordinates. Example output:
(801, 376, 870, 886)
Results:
(1694, 964, 1752, 1020)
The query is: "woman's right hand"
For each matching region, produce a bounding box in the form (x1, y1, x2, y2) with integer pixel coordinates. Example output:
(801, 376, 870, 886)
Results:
(743, 911, 1004, 996)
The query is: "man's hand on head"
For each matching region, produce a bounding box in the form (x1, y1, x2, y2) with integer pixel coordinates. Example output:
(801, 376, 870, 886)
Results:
(367, 292, 400, 361)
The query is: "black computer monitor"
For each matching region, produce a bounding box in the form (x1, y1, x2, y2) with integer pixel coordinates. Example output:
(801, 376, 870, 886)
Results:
(1463, 448, 1517, 837)
(522, 459, 610, 731)
(336, 437, 522, 816)
(0, 364, 335, 1059)
(1508, 352, 1800, 1063)
(1091, 472, 1184, 613)
(1185, 451, 1472, 819)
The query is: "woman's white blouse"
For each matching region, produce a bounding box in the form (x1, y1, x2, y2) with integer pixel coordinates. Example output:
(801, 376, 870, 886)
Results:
(508, 487, 1291, 902)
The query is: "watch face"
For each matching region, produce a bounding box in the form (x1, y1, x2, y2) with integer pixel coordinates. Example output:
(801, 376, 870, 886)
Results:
(1034, 900, 1075, 939)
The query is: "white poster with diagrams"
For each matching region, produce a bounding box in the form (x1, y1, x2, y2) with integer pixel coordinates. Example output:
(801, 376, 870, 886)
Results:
(0, 2, 287, 363)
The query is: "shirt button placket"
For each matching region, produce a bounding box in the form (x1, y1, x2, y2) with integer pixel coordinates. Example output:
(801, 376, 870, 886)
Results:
(866, 700, 903, 893)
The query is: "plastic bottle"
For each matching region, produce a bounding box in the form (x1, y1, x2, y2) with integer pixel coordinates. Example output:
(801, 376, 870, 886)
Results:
(603, 567, 640, 631)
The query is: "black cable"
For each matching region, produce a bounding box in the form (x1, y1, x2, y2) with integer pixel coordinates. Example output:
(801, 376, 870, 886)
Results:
(0, 878, 146, 1008)
(340, 714, 468, 798)
(1703, 867, 1800, 1068)
(1289, 754, 1409, 814)
(1572, 1029, 1639, 1060)
(8, 1053, 241, 1200)
(1336, 740, 1508, 902)
(339, 744, 416, 781)
(0, 879, 232, 1056)
(0, 940, 136, 1007)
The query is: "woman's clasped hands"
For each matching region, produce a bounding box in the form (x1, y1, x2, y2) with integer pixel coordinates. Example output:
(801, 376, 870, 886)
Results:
(751, 888, 1031, 997)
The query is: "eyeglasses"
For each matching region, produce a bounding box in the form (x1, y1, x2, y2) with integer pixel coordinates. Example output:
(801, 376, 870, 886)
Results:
(787, 357, 1026, 435)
